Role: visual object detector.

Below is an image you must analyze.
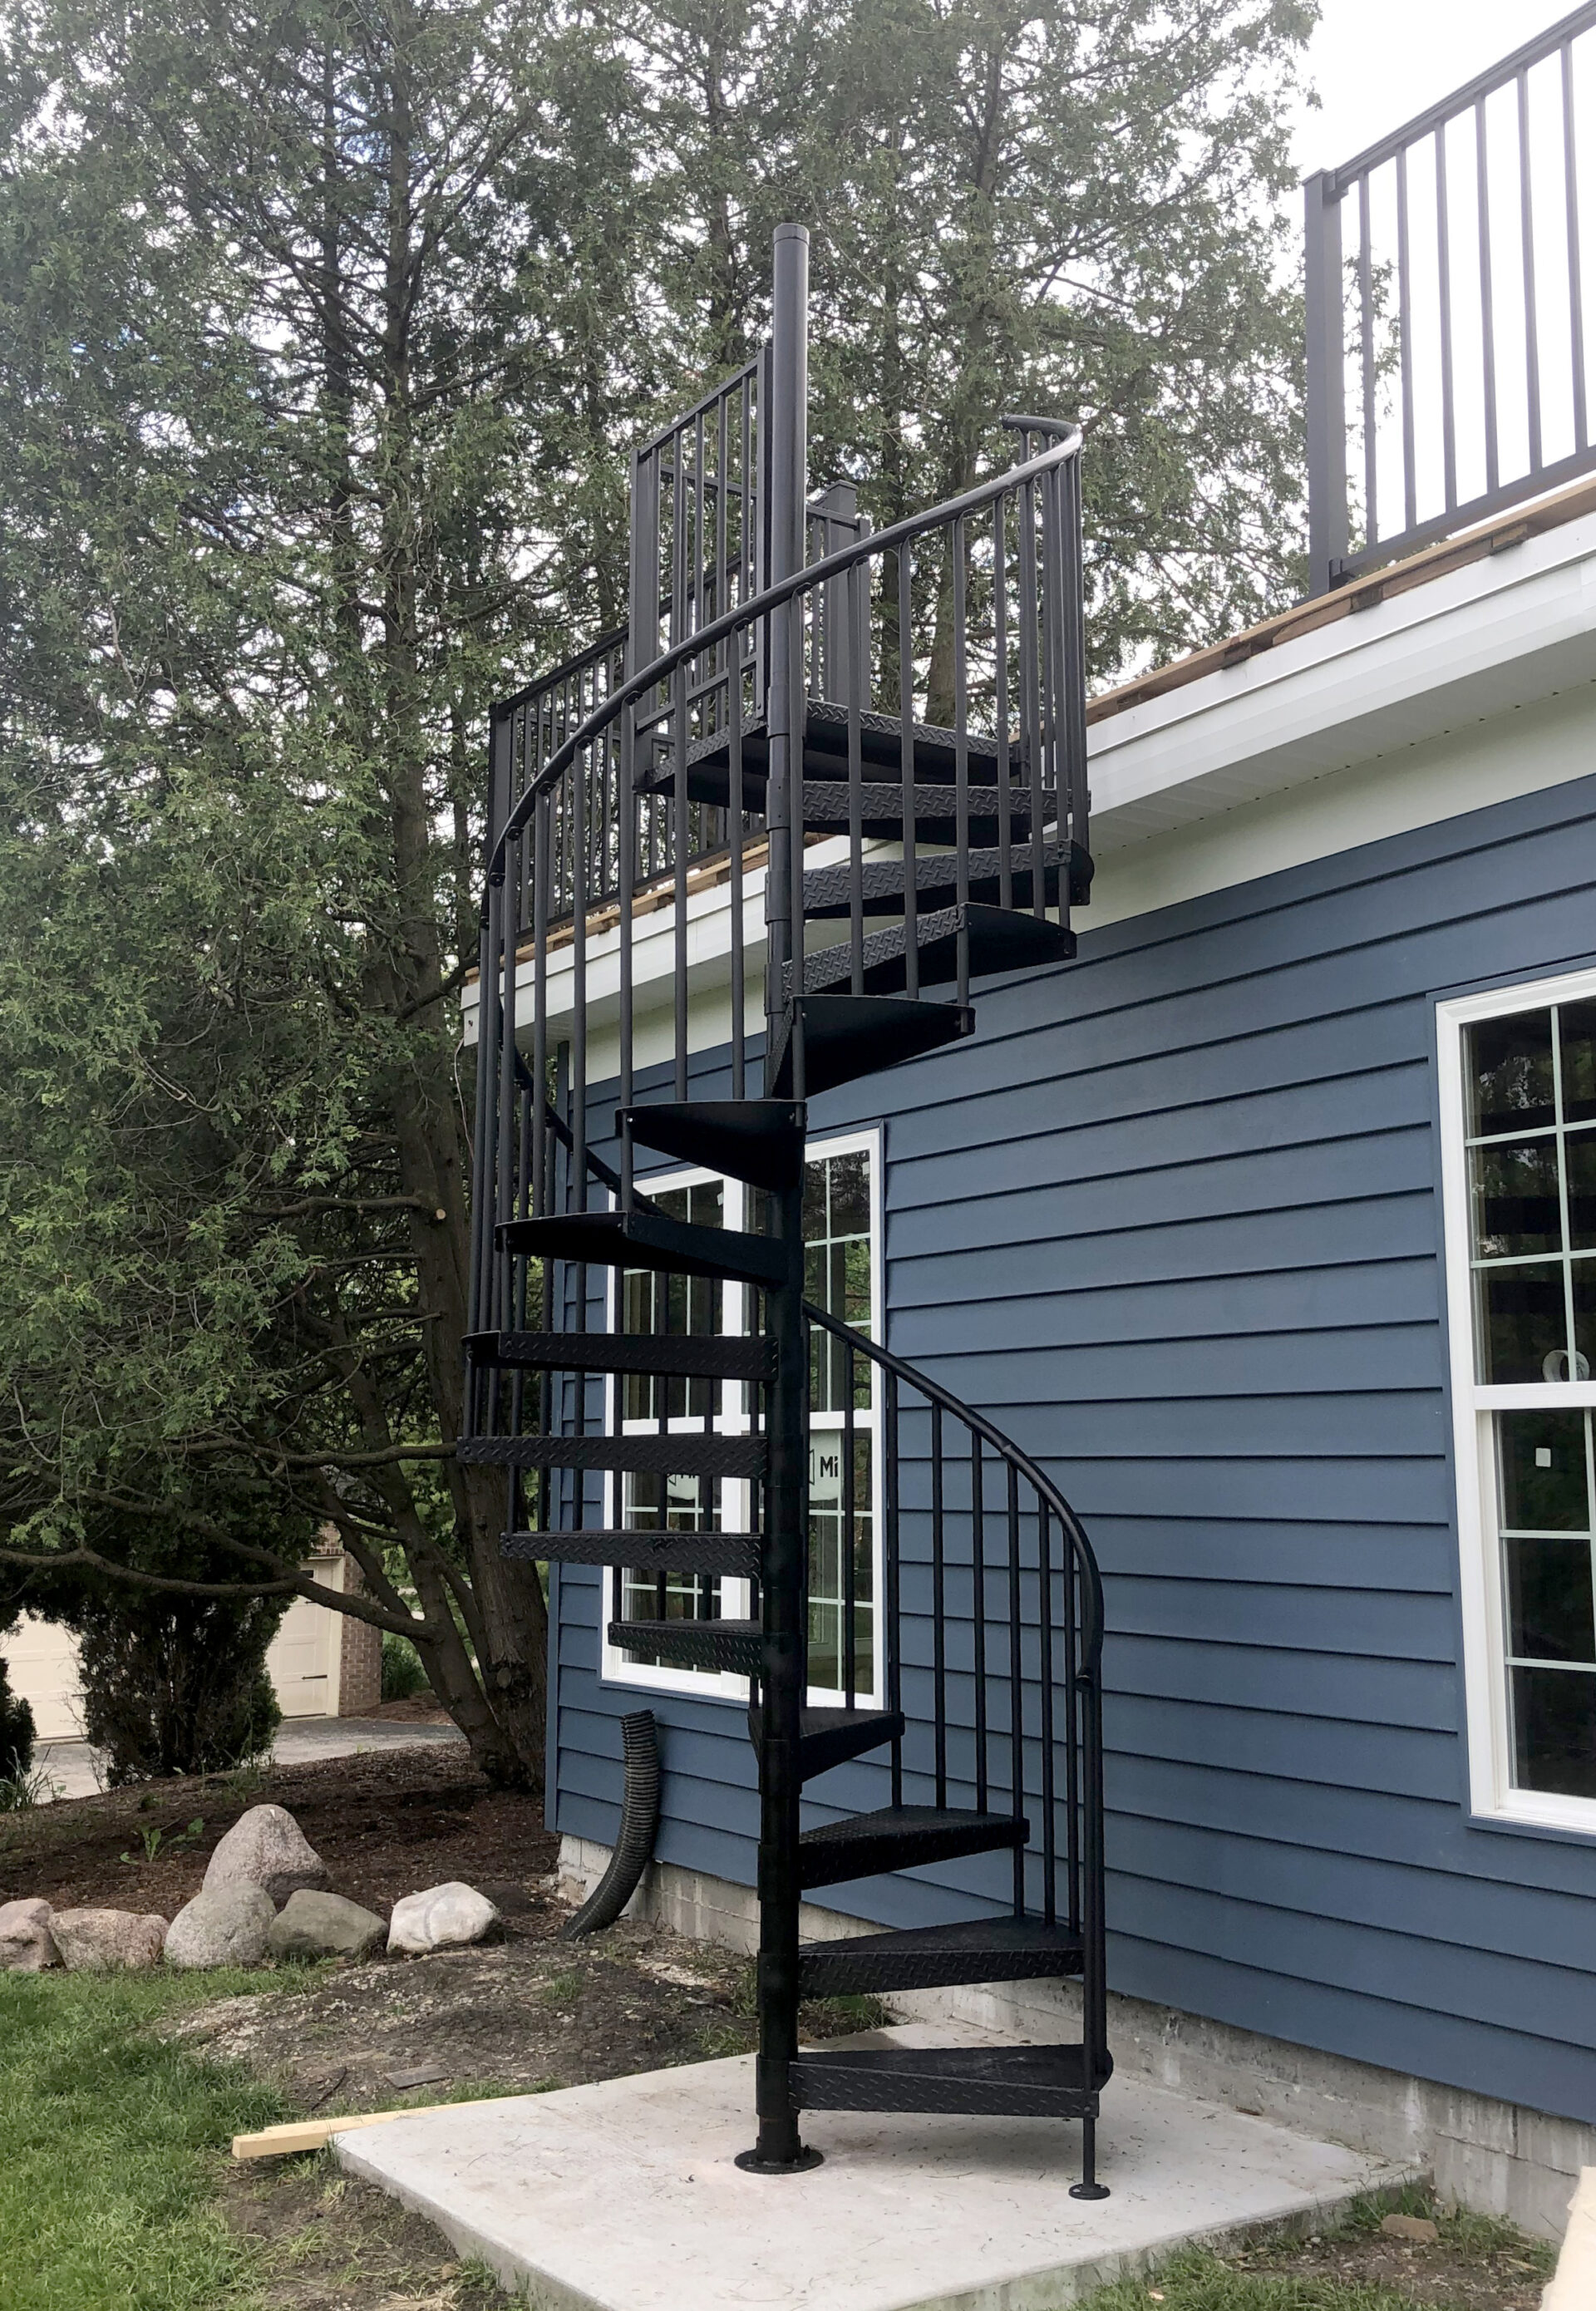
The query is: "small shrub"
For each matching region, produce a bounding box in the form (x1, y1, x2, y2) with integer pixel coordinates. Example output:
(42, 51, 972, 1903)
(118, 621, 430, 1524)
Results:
(75, 1594, 283, 1785)
(0, 1655, 36, 1783)
(381, 1631, 428, 1702)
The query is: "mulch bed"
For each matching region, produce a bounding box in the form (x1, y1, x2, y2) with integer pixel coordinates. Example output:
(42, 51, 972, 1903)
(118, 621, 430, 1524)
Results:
(0, 1742, 555, 1921)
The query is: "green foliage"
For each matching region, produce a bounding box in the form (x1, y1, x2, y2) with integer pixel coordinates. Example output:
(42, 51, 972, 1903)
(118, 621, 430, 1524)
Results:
(0, 1651, 36, 1783)
(121, 1816, 206, 1866)
(0, 0, 1315, 1799)
(66, 1575, 284, 1786)
(0, 1968, 289, 2311)
(381, 1631, 430, 1702)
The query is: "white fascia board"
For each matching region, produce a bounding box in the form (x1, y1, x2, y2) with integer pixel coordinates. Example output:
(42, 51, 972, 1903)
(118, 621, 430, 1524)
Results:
(1087, 510, 1596, 852)
(461, 840, 856, 1073)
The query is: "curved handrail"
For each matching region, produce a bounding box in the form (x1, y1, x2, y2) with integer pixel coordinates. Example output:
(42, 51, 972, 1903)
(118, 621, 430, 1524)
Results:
(486, 422, 1085, 883)
(803, 1298, 1104, 1668)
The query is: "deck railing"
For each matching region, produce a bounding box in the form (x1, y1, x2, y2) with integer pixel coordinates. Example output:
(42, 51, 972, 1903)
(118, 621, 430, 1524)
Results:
(1305, 3, 1596, 592)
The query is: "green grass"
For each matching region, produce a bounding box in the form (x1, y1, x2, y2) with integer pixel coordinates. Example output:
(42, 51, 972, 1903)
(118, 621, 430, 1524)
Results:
(0, 1966, 316, 2311)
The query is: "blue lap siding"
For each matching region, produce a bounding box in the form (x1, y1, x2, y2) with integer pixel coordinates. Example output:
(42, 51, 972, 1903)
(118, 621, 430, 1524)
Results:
(550, 764, 1596, 2126)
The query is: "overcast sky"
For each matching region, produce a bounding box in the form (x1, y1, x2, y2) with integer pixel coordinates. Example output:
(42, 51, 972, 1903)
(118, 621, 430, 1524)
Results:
(1292, 0, 1579, 177)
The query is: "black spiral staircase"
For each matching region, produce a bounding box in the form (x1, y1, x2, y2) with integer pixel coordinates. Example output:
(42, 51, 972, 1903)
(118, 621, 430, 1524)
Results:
(463, 226, 1111, 2193)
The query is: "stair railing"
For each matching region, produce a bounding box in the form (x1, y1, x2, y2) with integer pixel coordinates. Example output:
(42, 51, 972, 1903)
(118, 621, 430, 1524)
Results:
(467, 421, 1090, 1442)
(804, 1302, 1107, 2085)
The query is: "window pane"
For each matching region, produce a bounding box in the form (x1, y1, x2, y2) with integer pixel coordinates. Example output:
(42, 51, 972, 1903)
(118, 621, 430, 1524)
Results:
(1469, 1138, 1563, 1258)
(1468, 1009, 1555, 1137)
(826, 1151, 872, 1239)
(1560, 1002, 1596, 1126)
(1570, 1266, 1596, 1382)
(1511, 1666, 1596, 1797)
(1506, 1538, 1596, 1663)
(1565, 1135, 1596, 1249)
(621, 1180, 722, 1420)
(1497, 1410, 1589, 1531)
(1475, 1262, 1569, 1382)
(807, 1430, 874, 1698)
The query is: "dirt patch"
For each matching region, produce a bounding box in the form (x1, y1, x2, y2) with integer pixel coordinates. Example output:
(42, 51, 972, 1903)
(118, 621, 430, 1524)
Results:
(0, 1742, 554, 1921)
(170, 1919, 871, 2115)
(1227, 2201, 1557, 2311)
(224, 2156, 519, 2310)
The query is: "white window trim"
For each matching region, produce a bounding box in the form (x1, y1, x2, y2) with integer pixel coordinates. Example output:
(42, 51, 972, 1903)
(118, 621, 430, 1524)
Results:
(598, 1124, 884, 1710)
(1439, 961, 1596, 1835)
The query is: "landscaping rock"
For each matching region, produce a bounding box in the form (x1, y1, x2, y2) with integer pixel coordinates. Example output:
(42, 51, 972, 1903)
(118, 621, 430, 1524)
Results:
(268, 1889, 387, 1964)
(0, 1897, 59, 1971)
(163, 1883, 275, 1970)
(202, 1803, 327, 1906)
(387, 1881, 500, 1956)
(50, 1907, 167, 1970)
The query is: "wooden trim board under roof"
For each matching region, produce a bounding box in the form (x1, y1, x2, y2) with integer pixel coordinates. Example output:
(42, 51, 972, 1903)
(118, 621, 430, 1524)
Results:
(1086, 471, 1596, 727)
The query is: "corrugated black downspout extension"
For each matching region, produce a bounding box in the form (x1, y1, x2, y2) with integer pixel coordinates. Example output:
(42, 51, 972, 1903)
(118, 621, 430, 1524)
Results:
(559, 1711, 661, 1939)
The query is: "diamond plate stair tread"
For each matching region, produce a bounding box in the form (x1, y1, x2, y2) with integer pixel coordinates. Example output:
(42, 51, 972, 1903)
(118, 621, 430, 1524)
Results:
(498, 1210, 785, 1289)
(475, 1330, 775, 1380)
(505, 1529, 760, 1578)
(791, 2039, 1106, 2118)
(798, 781, 1042, 843)
(618, 1100, 805, 1191)
(787, 904, 1074, 999)
(766, 994, 975, 1098)
(802, 839, 1089, 919)
(647, 700, 1017, 796)
(746, 1705, 905, 1780)
(459, 1431, 766, 1477)
(798, 1804, 1028, 1890)
(608, 1619, 762, 1674)
(799, 1914, 1083, 1997)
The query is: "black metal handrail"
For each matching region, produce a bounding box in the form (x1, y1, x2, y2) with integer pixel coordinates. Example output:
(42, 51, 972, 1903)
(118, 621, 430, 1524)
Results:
(800, 1303, 1106, 2064)
(1305, 4, 1596, 591)
(486, 421, 1086, 876)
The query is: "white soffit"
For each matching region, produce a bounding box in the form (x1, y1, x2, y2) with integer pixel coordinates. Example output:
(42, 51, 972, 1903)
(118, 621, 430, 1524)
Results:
(1087, 510, 1596, 852)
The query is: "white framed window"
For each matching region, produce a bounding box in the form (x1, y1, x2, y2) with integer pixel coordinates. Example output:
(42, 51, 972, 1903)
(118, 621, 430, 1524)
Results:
(1440, 964, 1596, 1831)
(599, 1127, 884, 1708)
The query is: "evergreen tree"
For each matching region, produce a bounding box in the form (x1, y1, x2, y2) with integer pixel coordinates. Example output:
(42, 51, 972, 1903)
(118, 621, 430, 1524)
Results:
(0, 0, 1314, 1788)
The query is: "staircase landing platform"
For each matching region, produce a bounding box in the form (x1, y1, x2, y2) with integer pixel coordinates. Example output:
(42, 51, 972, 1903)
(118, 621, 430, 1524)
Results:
(334, 2020, 1423, 2311)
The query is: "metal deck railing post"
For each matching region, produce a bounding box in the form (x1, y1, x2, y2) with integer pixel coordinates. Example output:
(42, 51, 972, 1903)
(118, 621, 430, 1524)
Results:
(1303, 169, 1348, 596)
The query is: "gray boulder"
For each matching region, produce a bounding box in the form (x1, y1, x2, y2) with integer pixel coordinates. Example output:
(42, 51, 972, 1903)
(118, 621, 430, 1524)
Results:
(202, 1804, 327, 1906)
(267, 1889, 387, 1964)
(51, 1907, 167, 1971)
(387, 1881, 500, 1956)
(163, 1882, 275, 1969)
(0, 1897, 59, 1971)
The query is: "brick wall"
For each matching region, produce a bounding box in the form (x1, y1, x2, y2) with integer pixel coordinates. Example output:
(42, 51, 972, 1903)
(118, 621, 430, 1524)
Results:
(337, 1564, 383, 1717)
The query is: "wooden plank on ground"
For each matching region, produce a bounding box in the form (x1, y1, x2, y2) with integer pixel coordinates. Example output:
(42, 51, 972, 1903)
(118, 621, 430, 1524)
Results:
(232, 2092, 522, 2161)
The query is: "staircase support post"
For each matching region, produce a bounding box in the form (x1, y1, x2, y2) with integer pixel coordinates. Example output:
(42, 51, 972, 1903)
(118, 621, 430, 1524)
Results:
(738, 1172, 820, 2173)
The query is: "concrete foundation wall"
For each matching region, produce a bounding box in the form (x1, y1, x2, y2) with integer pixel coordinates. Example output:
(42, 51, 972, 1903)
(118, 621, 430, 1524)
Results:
(559, 1834, 1593, 2241)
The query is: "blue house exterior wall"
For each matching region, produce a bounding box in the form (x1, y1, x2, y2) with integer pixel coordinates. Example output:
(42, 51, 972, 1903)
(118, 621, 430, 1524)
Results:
(550, 764, 1596, 2129)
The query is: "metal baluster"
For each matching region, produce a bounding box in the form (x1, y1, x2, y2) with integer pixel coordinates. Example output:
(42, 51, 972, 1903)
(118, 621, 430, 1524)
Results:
(1519, 67, 1542, 475)
(972, 1431, 987, 1812)
(953, 515, 969, 1010)
(1396, 145, 1416, 535)
(1037, 1498, 1056, 1929)
(1007, 1457, 1024, 1914)
(886, 1367, 902, 1808)
(993, 497, 1012, 913)
(1436, 126, 1459, 512)
(1566, 39, 1588, 452)
(931, 1398, 946, 1808)
(1062, 455, 1089, 880)
(1478, 95, 1500, 495)
(1357, 171, 1378, 545)
(1062, 1510, 1081, 1940)
(1018, 476, 1044, 919)
(843, 1338, 857, 1708)
(898, 543, 919, 995)
(672, 426, 691, 1100)
(847, 556, 864, 994)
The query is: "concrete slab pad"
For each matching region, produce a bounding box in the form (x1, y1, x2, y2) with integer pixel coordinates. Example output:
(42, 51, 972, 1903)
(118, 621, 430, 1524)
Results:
(334, 2021, 1423, 2311)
